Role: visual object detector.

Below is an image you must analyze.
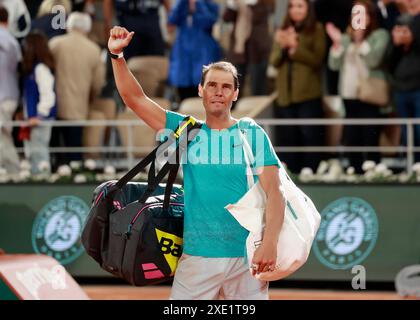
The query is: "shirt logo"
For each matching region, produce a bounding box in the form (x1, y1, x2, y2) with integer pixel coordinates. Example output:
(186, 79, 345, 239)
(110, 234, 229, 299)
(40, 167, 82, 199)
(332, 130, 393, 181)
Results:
(232, 142, 244, 148)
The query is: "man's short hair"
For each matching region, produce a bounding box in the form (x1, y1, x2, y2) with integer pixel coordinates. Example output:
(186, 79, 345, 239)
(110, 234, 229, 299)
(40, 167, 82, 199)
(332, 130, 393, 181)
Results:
(0, 6, 8, 23)
(200, 61, 239, 90)
(67, 12, 92, 34)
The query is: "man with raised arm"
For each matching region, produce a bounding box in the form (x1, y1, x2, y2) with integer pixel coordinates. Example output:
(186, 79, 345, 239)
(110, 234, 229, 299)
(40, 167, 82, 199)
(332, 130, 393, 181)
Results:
(107, 26, 286, 300)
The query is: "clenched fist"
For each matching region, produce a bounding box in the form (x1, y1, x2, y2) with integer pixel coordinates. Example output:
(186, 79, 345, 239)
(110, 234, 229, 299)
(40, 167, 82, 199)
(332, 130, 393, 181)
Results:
(108, 26, 135, 54)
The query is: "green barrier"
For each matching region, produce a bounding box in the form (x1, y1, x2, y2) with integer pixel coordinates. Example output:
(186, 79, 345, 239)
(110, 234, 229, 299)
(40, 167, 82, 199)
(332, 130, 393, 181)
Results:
(0, 184, 419, 283)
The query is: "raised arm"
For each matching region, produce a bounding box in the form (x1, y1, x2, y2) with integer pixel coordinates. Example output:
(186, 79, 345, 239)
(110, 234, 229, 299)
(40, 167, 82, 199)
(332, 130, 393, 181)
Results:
(108, 26, 166, 131)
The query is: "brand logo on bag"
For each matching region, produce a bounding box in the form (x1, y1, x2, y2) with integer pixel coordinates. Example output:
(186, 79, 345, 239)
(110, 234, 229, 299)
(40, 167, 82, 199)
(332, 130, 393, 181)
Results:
(32, 196, 89, 265)
(313, 197, 378, 270)
(155, 228, 183, 275)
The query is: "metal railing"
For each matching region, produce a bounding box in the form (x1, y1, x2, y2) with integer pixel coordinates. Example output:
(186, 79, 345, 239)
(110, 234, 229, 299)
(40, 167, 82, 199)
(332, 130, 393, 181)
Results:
(3, 118, 419, 174)
(257, 118, 420, 174)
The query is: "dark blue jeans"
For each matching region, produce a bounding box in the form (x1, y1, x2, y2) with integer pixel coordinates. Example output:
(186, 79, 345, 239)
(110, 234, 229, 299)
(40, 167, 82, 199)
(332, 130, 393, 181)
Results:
(50, 125, 83, 170)
(395, 89, 420, 162)
(342, 99, 382, 173)
(274, 99, 326, 173)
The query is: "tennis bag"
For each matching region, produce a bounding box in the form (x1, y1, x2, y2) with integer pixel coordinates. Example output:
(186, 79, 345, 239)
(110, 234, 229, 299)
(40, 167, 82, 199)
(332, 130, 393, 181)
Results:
(81, 117, 200, 286)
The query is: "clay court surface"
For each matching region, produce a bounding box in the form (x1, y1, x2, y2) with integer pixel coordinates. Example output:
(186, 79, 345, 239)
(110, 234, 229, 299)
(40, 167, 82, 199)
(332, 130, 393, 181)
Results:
(82, 285, 412, 300)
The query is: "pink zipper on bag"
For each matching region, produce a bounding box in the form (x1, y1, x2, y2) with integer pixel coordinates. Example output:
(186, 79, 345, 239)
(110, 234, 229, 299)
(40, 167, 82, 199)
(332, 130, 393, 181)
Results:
(130, 202, 184, 226)
(125, 202, 184, 237)
(94, 182, 116, 206)
(94, 191, 104, 206)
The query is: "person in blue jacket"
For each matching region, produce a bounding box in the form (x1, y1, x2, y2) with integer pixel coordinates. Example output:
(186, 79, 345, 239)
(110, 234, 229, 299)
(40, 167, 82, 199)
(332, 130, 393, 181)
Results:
(21, 31, 57, 174)
(168, 0, 222, 102)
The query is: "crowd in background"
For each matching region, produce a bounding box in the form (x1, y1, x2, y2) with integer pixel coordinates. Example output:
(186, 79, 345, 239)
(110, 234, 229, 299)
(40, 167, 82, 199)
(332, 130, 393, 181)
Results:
(0, 0, 419, 176)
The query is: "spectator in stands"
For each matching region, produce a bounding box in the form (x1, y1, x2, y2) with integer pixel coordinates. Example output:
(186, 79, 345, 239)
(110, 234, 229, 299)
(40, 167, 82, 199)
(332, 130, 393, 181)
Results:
(0, 6, 21, 173)
(270, 0, 326, 174)
(168, 0, 221, 102)
(21, 31, 57, 174)
(389, 0, 420, 162)
(30, 0, 71, 40)
(223, 0, 274, 96)
(49, 12, 105, 165)
(327, 0, 390, 173)
(314, 0, 353, 95)
(375, 0, 406, 31)
(0, 0, 31, 39)
(103, 0, 170, 60)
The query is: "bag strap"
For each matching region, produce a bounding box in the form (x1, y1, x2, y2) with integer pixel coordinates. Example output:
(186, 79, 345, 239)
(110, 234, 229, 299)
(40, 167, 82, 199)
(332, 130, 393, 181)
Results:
(115, 142, 159, 189)
(138, 117, 201, 205)
(238, 118, 288, 190)
(237, 119, 258, 190)
(163, 164, 180, 210)
(115, 115, 201, 208)
(137, 163, 179, 205)
(115, 116, 199, 190)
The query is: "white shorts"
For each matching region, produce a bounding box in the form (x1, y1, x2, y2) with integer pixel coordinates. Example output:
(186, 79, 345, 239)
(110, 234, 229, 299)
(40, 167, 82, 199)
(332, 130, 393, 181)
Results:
(169, 254, 269, 300)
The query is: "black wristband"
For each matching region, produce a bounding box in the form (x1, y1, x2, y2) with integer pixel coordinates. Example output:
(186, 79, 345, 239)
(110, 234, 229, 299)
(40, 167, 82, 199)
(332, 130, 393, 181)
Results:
(108, 50, 123, 60)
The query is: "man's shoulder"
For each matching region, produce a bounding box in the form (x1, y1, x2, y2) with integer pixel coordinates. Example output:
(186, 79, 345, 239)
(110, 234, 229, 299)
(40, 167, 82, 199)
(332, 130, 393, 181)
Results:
(165, 110, 202, 131)
(48, 34, 69, 51)
(49, 33, 68, 43)
(166, 110, 188, 121)
(72, 32, 98, 48)
(238, 117, 261, 131)
(81, 36, 102, 54)
(168, 109, 203, 121)
(51, 33, 100, 51)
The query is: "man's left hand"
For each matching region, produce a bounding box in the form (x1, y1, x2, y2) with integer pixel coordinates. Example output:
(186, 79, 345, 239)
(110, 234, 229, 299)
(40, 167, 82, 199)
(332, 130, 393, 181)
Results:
(251, 241, 277, 275)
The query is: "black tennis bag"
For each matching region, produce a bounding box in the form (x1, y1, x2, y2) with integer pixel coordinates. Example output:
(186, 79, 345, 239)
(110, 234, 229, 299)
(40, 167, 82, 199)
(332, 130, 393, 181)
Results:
(81, 117, 200, 286)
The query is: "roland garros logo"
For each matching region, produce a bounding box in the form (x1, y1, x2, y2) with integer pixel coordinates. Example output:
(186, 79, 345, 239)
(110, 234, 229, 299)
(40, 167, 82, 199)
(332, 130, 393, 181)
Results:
(313, 197, 379, 270)
(31, 196, 89, 265)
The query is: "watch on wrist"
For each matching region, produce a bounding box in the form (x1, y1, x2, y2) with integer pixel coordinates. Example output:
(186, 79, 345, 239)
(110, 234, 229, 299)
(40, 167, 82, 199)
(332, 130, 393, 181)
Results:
(109, 50, 124, 59)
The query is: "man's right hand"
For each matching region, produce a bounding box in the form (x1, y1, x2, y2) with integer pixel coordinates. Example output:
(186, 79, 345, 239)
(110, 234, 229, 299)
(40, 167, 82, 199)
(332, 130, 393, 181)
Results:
(108, 26, 135, 54)
(107, 26, 166, 131)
